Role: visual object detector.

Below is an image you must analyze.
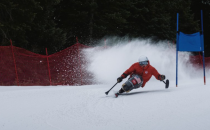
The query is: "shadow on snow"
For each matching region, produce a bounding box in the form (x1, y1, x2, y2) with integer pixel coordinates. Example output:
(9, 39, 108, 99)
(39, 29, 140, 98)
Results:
(121, 89, 170, 96)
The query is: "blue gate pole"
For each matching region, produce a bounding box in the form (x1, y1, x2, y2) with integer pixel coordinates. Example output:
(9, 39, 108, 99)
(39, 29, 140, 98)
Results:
(176, 13, 179, 87)
(201, 10, 204, 31)
(202, 51, 206, 85)
(201, 10, 206, 85)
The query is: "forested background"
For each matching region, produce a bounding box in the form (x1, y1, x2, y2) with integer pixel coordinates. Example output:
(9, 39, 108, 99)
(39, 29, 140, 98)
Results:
(0, 0, 210, 56)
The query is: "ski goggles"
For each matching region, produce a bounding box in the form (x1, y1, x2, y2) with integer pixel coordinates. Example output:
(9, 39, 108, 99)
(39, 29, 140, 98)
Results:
(139, 61, 148, 66)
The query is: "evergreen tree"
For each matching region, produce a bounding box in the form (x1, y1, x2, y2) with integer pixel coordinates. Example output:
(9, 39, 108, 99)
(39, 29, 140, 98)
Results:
(55, 0, 131, 45)
(1, 0, 209, 54)
(0, 0, 66, 54)
(26, 0, 66, 54)
(54, 0, 91, 46)
(0, 0, 41, 46)
(189, 0, 210, 56)
(93, 0, 131, 38)
(126, 0, 199, 41)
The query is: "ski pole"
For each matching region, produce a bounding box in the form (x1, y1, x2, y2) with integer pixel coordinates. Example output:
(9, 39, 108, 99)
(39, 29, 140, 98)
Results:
(163, 81, 166, 84)
(105, 82, 118, 95)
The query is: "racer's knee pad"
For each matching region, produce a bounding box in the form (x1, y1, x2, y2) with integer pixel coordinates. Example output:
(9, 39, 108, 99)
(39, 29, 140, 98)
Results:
(122, 83, 132, 93)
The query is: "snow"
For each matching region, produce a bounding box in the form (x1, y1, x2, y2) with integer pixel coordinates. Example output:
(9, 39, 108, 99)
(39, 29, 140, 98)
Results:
(0, 39, 210, 130)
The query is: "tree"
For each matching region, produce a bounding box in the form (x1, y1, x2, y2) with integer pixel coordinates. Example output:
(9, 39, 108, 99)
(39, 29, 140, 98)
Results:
(26, 0, 66, 54)
(93, 0, 131, 38)
(1, 0, 209, 55)
(125, 0, 199, 41)
(55, 0, 131, 46)
(54, 0, 91, 46)
(190, 0, 210, 56)
(0, 0, 41, 46)
(0, 0, 66, 54)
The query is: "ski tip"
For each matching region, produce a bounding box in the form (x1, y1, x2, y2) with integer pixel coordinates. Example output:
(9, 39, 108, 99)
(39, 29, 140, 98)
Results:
(115, 93, 119, 98)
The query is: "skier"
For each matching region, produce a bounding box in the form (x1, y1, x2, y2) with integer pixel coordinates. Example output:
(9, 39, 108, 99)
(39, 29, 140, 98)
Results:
(115, 56, 165, 97)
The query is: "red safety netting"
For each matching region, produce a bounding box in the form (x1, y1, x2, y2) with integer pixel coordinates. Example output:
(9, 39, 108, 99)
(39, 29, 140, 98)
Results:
(0, 41, 209, 86)
(0, 43, 93, 86)
(48, 43, 93, 86)
(0, 46, 17, 85)
(189, 55, 210, 68)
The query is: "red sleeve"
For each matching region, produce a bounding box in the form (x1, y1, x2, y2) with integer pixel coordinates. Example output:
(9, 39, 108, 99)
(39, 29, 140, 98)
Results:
(142, 82, 146, 87)
(152, 67, 161, 80)
(121, 63, 136, 78)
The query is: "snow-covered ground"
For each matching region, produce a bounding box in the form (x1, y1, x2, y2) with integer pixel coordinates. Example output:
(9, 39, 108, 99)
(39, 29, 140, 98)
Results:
(0, 39, 209, 130)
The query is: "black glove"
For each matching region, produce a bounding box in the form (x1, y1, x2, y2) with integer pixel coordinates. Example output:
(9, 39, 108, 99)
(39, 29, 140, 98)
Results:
(117, 76, 123, 83)
(159, 75, 165, 81)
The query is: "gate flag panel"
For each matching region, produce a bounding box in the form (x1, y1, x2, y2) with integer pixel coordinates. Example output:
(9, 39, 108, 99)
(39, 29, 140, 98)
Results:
(178, 32, 204, 52)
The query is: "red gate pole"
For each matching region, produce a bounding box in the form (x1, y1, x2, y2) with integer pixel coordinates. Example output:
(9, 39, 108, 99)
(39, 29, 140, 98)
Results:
(46, 48, 52, 85)
(10, 39, 19, 86)
(199, 52, 203, 65)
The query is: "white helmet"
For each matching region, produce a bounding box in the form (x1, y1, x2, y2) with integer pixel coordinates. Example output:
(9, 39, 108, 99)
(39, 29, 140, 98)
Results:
(138, 56, 149, 65)
(138, 56, 148, 62)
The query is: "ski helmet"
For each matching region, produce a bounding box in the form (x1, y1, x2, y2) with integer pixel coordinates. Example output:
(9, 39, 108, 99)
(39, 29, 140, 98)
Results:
(138, 56, 149, 66)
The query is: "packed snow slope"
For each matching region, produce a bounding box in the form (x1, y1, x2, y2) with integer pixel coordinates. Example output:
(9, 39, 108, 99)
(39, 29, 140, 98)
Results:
(0, 39, 210, 130)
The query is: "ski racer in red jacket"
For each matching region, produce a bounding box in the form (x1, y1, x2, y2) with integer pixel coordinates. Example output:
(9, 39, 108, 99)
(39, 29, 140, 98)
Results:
(116, 56, 165, 96)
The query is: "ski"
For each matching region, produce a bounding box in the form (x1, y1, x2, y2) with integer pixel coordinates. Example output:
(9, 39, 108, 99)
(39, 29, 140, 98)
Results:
(115, 93, 119, 98)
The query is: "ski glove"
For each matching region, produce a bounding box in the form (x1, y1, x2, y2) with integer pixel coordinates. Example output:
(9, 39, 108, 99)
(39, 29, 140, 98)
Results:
(159, 75, 165, 81)
(117, 76, 123, 83)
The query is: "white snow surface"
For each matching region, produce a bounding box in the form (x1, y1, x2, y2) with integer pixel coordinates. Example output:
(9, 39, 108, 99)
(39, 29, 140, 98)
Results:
(1, 39, 210, 130)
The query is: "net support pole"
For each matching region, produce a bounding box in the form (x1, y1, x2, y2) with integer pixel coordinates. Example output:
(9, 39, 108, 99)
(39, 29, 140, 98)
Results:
(176, 13, 179, 87)
(46, 48, 52, 85)
(201, 10, 206, 85)
(76, 37, 82, 85)
(10, 39, 19, 86)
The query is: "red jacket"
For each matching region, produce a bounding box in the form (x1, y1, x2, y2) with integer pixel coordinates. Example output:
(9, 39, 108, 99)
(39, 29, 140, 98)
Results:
(121, 61, 161, 87)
